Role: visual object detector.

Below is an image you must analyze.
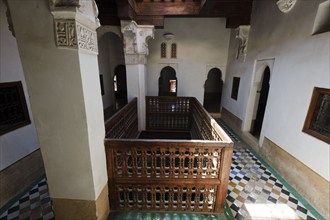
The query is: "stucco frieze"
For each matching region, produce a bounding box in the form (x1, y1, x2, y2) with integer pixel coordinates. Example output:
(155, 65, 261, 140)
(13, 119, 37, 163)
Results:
(55, 20, 77, 48)
(54, 20, 98, 53)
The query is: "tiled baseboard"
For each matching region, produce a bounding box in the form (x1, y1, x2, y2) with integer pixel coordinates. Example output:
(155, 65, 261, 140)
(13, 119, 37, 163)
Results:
(0, 149, 45, 208)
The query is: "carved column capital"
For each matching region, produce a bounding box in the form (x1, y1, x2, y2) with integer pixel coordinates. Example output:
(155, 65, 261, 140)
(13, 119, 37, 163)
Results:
(121, 21, 155, 64)
(50, 0, 99, 53)
(235, 25, 250, 62)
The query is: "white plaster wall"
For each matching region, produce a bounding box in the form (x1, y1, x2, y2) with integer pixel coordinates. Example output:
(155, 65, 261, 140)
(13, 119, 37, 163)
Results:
(0, 0, 39, 171)
(97, 28, 125, 110)
(79, 52, 108, 199)
(147, 18, 231, 104)
(222, 0, 330, 180)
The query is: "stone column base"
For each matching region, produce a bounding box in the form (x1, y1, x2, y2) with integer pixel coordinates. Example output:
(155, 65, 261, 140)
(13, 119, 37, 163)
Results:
(52, 184, 109, 220)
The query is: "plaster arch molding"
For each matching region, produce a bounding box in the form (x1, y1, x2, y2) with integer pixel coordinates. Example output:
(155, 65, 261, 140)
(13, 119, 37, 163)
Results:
(243, 58, 275, 139)
(97, 26, 122, 40)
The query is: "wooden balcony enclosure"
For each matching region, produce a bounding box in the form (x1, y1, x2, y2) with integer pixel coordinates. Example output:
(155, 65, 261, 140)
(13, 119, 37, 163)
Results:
(104, 96, 233, 214)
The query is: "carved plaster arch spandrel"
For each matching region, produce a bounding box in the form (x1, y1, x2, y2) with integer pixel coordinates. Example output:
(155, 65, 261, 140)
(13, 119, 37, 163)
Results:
(276, 0, 298, 13)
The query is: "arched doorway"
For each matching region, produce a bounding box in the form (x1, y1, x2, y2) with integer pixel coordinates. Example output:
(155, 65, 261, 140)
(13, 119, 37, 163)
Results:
(203, 68, 223, 113)
(159, 66, 177, 96)
(114, 65, 127, 109)
(251, 66, 270, 137)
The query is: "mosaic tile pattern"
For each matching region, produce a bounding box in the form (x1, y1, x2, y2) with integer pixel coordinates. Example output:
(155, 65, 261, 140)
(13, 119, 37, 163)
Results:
(0, 120, 322, 220)
(216, 119, 319, 220)
(0, 177, 54, 220)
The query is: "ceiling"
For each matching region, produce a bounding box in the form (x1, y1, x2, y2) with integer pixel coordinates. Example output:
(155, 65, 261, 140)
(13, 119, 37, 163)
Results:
(95, 0, 253, 29)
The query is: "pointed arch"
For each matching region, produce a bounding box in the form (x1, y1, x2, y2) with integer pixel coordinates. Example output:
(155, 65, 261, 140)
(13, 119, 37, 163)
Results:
(158, 66, 177, 96)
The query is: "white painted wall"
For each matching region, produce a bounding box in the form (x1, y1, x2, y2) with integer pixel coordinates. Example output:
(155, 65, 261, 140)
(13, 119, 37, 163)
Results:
(97, 28, 125, 110)
(222, 0, 330, 180)
(0, 0, 39, 171)
(147, 18, 231, 104)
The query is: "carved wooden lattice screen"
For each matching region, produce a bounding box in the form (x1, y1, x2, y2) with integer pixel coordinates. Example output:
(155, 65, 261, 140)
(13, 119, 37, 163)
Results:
(105, 97, 233, 214)
(105, 141, 233, 213)
(105, 98, 138, 139)
(146, 96, 191, 131)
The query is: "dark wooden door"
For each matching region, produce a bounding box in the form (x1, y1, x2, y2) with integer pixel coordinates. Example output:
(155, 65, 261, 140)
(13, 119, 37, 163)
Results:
(252, 66, 270, 137)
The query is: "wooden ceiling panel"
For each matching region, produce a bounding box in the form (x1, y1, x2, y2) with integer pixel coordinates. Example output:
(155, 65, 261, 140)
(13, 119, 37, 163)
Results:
(95, 0, 253, 28)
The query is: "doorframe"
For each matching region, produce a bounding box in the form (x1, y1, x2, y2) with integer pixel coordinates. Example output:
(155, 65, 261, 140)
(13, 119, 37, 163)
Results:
(243, 58, 275, 140)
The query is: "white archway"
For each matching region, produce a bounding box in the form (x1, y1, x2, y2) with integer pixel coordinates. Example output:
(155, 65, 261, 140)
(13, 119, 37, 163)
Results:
(243, 58, 275, 133)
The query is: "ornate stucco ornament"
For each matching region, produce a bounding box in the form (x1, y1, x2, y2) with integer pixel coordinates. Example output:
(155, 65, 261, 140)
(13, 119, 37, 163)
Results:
(235, 25, 250, 62)
(276, 0, 298, 13)
(49, 0, 99, 53)
(121, 21, 155, 64)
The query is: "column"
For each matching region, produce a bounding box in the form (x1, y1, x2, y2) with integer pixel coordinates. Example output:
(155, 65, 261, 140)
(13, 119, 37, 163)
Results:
(6, 0, 109, 219)
(121, 21, 154, 130)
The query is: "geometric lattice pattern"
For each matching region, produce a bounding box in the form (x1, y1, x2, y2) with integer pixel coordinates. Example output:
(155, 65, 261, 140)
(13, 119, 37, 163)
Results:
(0, 178, 54, 220)
(115, 184, 218, 212)
(0, 120, 323, 219)
(216, 119, 319, 220)
(113, 146, 222, 179)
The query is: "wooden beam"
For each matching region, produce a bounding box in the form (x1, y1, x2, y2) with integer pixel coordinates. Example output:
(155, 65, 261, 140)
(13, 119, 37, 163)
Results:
(116, 0, 136, 20)
(135, 2, 201, 16)
(226, 16, 250, 28)
(135, 15, 164, 28)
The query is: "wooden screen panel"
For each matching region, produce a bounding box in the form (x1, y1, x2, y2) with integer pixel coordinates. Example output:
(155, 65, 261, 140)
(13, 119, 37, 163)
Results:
(303, 87, 330, 144)
(111, 144, 222, 179)
(105, 98, 138, 138)
(114, 183, 218, 213)
(146, 96, 191, 130)
(0, 81, 31, 135)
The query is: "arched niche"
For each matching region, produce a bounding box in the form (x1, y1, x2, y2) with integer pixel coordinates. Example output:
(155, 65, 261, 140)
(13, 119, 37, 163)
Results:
(203, 68, 223, 113)
(158, 66, 177, 96)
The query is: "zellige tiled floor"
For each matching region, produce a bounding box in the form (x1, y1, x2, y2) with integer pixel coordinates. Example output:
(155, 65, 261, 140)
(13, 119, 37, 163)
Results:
(0, 120, 324, 220)
(217, 119, 323, 220)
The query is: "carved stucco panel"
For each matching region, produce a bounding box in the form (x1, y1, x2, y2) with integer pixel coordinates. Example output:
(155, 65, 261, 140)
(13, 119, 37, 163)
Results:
(54, 20, 98, 53)
(76, 23, 98, 53)
(55, 20, 77, 48)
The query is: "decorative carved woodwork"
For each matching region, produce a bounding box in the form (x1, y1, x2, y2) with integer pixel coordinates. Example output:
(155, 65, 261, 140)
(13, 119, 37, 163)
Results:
(95, 0, 253, 28)
(0, 81, 31, 135)
(105, 96, 233, 214)
(171, 43, 177, 58)
(105, 98, 138, 139)
(303, 87, 330, 144)
(161, 42, 167, 58)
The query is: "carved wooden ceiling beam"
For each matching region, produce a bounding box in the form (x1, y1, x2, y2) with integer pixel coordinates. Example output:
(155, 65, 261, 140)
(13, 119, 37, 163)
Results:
(133, 1, 202, 16)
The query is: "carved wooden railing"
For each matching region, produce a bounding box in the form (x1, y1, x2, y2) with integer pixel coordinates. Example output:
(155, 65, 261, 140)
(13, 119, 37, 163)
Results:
(105, 96, 233, 214)
(104, 98, 138, 139)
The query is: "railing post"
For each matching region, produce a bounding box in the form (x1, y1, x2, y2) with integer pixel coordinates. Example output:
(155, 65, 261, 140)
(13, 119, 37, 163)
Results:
(215, 145, 233, 213)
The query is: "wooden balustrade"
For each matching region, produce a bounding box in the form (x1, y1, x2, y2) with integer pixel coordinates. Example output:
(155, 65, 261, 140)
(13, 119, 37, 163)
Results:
(104, 98, 138, 139)
(105, 96, 233, 214)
